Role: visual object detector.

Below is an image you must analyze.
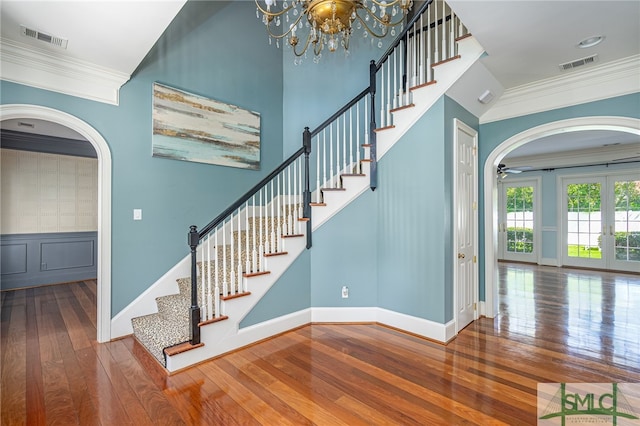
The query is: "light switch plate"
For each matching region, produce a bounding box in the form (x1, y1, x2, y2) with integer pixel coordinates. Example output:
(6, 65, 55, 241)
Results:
(133, 209, 142, 220)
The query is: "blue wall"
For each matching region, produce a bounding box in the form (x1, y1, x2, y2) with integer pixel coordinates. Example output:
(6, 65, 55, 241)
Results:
(281, 27, 395, 156)
(478, 92, 640, 299)
(1, 2, 284, 315)
(240, 250, 311, 327)
(247, 95, 478, 326)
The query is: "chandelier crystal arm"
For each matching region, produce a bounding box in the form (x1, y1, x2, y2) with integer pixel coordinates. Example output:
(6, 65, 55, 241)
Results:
(358, 8, 408, 34)
(354, 14, 392, 38)
(291, 30, 318, 56)
(254, 0, 297, 19)
(263, 10, 306, 40)
(367, 0, 412, 10)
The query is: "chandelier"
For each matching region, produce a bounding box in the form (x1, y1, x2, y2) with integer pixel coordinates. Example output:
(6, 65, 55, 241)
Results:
(256, 0, 413, 60)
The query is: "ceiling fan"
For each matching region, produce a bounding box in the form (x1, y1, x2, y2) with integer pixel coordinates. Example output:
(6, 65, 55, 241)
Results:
(497, 164, 532, 178)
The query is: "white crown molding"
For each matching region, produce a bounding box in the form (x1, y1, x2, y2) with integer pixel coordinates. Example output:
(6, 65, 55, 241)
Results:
(505, 143, 640, 170)
(0, 37, 130, 106)
(480, 55, 640, 124)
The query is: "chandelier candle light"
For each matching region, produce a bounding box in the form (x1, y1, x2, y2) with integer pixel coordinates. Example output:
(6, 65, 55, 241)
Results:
(256, 0, 413, 60)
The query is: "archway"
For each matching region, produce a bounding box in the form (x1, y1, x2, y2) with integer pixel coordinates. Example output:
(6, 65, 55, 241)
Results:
(482, 116, 640, 318)
(1, 104, 112, 342)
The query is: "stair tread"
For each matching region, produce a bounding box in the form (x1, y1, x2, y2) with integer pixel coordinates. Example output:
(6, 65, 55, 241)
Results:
(132, 313, 190, 364)
(164, 341, 204, 357)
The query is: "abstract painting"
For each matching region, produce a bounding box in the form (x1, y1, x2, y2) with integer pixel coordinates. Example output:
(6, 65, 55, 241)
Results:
(152, 82, 260, 170)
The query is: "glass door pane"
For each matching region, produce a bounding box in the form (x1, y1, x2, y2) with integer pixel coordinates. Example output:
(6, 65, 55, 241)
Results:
(564, 179, 606, 269)
(610, 178, 640, 272)
(500, 180, 537, 263)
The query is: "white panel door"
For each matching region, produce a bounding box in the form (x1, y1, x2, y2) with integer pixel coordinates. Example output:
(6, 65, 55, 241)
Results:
(453, 119, 477, 332)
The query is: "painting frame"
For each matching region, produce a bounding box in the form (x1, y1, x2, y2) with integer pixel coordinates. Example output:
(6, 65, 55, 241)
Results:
(152, 82, 261, 170)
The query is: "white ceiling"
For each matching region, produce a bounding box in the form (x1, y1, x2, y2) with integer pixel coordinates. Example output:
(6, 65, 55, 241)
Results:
(0, 1, 186, 76)
(1, 0, 639, 164)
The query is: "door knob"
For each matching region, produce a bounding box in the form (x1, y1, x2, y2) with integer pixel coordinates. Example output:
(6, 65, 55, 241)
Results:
(458, 253, 466, 259)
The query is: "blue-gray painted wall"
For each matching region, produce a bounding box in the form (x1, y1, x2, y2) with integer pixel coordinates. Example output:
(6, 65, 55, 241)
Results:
(281, 29, 395, 156)
(1, 232, 98, 290)
(240, 250, 311, 327)
(478, 92, 640, 299)
(1, 2, 284, 315)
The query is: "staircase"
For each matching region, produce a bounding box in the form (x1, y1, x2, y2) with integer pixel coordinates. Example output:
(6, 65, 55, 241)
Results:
(118, 0, 486, 373)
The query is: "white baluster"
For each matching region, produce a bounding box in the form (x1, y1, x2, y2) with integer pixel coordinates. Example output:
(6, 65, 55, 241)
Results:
(380, 65, 386, 128)
(222, 219, 228, 297)
(213, 227, 219, 318)
(298, 156, 303, 228)
(420, 13, 425, 85)
(329, 124, 334, 188)
(206, 233, 212, 319)
(427, 4, 432, 82)
(349, 108, 354, 172)
(356, 101, 361, 171)
(450, 10, 455, 56)
(245, 201, 250, 273)
(287, 165, 292, 235)
(270, 180, 276, 252)
(276, 174, 282, 251)
(334, 120, 340, 186)
(399, 41, 404, 105)
(293, 159, 298, 234)
(251, 195, 257, 272)
(338, 112, 347, 176)
(230, 212, 236, 295)
(364, 95, 369, 148)
(278, 172, 285, 251)
(199, 239, 206, 320)
(237, 206, 243, 292)
(386, 60, 392, 126)
(434, 0, 439, 63)
(442, 0, 446, 60)
(393, 49, 398, 109)
(259, 188, 265, 270)
(408, 30, 413, 88)
(316, 135, 321, 204)
(322, 130, 327, 198)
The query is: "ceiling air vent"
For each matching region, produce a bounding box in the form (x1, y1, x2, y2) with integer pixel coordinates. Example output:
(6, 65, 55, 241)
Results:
(559, 54, 598, 71)
(20, 25, 68, 49)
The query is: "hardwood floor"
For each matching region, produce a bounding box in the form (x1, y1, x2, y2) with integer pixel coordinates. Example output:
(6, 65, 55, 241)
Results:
(1, 265, 639, 425)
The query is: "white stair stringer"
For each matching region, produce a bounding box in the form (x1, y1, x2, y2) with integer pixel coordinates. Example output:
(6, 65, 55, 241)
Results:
(376, 36, 484, 160)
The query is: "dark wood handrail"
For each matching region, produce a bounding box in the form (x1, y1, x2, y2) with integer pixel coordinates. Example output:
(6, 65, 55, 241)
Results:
(197, 146, 306, 239)
(375, 0, 434, 70)
(309, 87, 370, 138)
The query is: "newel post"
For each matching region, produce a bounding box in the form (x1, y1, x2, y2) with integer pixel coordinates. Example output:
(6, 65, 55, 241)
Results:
(188, 225, 201, 345)
(369, 60, 378, 191)
(303, 127, 312, 249)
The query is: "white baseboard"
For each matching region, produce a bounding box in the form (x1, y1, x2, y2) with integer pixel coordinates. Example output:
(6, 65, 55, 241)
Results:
(236, 308, 312, 346)
(311, 307, 378, 323)
(166, 306, 457, 372)
(479, 300, 487, 317)
(540, 258, 558, 267)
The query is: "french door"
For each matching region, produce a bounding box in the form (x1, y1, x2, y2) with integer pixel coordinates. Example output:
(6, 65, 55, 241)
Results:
(562, 173, 640, 273)
(498, 178, 539, 263)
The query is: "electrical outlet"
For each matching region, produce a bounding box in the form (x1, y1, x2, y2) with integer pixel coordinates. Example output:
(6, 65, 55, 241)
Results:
(341, 285, 349, 298)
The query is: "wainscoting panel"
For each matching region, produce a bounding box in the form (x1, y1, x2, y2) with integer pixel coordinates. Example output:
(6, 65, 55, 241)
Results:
(1, 232, 97, 290)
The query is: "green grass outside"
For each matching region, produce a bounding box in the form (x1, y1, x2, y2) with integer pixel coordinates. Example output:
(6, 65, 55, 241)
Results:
(567, 244, 602, 259)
